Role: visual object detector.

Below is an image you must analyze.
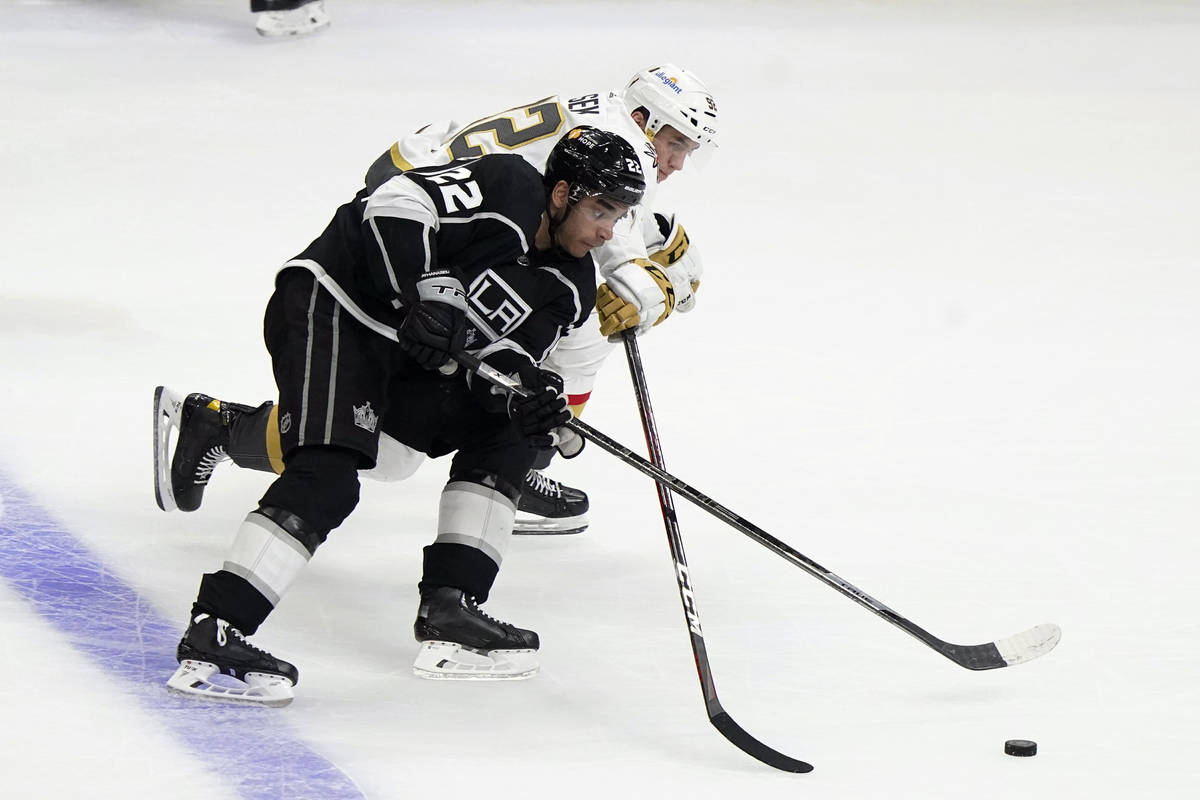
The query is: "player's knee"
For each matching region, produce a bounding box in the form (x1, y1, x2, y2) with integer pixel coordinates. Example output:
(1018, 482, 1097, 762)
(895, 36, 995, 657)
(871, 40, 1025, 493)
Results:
(448, 467, 524, 505)
(259, 446, 361, 536)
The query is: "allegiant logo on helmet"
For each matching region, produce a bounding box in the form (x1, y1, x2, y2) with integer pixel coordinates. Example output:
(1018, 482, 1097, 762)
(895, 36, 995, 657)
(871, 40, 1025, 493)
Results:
(653, 70, 683, 94)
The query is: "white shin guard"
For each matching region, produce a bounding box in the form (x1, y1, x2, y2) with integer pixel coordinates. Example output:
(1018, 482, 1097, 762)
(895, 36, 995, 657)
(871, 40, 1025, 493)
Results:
(222, 511, 312, 607)
(432, 480, 517, 566)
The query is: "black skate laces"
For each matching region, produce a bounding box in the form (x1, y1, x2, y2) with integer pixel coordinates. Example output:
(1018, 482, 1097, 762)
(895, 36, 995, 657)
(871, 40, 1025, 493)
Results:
(462, 594, 519, 632)
(525, 469, 562, 498)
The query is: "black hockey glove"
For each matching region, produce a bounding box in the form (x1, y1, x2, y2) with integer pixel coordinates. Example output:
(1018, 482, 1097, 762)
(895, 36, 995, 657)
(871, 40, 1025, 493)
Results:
(468, 351, 572, 436)
(507, 364, 572, 437)
(399, 270, 468, 370)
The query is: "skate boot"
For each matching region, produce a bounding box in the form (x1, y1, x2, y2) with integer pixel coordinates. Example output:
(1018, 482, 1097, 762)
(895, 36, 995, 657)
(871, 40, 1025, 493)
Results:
(253, 0, 331, 38)
(167, 613, 298, 706)
(512, 469, 589, 535)
(412, 587, 540, 680)
(153, 387, 249, 512)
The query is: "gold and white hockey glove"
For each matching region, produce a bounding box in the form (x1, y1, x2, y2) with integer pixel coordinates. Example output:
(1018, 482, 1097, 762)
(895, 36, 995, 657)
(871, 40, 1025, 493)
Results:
(596, 258, 676, 338)
(647, 212, 704, 314)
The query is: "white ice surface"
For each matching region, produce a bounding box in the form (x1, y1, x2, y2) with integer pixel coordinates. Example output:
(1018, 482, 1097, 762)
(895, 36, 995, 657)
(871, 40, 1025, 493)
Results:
(2, 1, 1199, 798)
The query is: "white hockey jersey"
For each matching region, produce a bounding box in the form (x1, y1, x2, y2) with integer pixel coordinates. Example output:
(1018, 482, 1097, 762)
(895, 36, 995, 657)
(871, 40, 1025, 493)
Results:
(380, 90, 660, 279)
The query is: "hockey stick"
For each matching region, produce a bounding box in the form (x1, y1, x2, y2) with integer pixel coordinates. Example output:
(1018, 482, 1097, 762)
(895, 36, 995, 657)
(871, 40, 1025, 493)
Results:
(453, 351, 1061, 672)
(619, 332, 812, 773)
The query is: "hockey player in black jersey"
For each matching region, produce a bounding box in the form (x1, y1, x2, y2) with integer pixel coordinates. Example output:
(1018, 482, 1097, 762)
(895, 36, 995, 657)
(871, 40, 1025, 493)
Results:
(154, 65, 721, 535)
(166, 126, 646, 705)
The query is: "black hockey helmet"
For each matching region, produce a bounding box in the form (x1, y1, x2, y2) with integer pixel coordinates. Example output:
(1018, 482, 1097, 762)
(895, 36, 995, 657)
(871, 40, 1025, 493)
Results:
(543, 126, 646, 208)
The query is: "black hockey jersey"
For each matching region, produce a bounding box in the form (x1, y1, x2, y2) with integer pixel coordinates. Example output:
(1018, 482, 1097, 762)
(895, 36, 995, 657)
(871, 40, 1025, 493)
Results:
(282, 153, 595, 368)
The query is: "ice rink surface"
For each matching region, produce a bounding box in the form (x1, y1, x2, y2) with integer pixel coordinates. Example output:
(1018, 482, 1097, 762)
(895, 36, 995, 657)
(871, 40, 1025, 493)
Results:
(2, 1, 1198, 797)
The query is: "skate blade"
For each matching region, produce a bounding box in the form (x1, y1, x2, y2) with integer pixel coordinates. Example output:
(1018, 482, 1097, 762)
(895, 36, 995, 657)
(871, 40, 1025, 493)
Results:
(152, 386, 182, 512)
(255, 6, 331, 38)
(512, 514, 589, 536)
(166, 660, 294, 707)
(412, 641, 539, 681)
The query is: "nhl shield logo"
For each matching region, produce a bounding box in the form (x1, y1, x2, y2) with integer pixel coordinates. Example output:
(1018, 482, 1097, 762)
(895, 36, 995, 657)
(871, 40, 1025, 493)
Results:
(352, 401, 379, 433)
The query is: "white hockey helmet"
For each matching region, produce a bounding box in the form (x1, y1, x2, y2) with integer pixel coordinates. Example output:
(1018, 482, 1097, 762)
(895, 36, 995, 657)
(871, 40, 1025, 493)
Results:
(622, 64, 719, 149)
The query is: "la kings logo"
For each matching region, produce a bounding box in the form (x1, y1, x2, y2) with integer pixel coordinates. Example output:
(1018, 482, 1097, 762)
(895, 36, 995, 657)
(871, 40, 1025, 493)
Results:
(352, 401, 378, 433)
(466, 269, 532, 341)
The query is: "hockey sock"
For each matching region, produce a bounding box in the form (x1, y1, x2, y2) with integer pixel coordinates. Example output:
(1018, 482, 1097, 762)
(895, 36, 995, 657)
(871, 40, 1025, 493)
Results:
(419, 542, 500, 603)
(193, 569, 275, 636)
(531, 444, 555, 471)
(258, 446, 361, 534)
(228, 402, 285, 475)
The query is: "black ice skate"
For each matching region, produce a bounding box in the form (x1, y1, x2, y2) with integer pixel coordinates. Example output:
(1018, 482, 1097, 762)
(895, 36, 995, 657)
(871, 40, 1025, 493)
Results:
(412, 587, 540, 680)
(167, 613, 298, 707)
(153, 386, 247, 512)
(253, 0, 330, 38)
(512, 469, 589, 535)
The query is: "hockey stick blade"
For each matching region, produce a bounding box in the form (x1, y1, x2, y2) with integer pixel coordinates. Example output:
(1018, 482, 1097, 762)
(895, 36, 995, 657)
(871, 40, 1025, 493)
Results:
(937, 622, 1062, 671)
(711, 711, 812, 773)
(453, 351, 1061, 671)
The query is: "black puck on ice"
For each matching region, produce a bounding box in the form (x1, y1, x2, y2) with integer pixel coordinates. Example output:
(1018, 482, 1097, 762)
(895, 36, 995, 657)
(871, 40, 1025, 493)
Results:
(1004, 739, 1037, 757)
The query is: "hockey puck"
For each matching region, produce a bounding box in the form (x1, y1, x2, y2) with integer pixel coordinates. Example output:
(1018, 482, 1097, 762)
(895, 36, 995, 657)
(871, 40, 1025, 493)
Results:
(1004, 739, 1037, 757)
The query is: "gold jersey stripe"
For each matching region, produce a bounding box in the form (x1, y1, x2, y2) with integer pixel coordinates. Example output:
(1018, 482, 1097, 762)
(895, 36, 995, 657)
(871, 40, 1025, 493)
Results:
(267, 404, 285, 475)
(389, 142, 415, 172)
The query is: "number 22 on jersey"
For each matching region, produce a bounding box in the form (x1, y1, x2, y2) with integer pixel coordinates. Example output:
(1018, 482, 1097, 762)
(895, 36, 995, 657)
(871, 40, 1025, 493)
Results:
(421, 166, 483, 213)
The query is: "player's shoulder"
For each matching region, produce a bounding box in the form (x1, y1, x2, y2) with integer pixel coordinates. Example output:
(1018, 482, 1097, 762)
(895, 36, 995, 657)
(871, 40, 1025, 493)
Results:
(470, 152, 541, 182)
(469, 153, 545, 203)
(577, 90, 658, 187)
(403, 152, 542, 195)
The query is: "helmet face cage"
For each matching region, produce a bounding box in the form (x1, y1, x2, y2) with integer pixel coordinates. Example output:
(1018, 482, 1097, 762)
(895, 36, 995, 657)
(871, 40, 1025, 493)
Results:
(545, 126, 646, 210)
(623, 64, 719, 149)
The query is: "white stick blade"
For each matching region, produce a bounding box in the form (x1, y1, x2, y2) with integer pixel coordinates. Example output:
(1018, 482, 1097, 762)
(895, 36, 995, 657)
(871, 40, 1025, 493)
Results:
(995, 623, 1062, 666)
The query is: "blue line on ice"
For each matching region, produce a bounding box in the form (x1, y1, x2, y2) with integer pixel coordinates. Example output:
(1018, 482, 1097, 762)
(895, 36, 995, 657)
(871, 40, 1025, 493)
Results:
(0, 472, 364, 800)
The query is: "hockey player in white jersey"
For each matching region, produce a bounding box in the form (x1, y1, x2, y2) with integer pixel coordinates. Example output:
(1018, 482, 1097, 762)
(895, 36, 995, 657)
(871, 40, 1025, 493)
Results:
(153, 64, 719, 534)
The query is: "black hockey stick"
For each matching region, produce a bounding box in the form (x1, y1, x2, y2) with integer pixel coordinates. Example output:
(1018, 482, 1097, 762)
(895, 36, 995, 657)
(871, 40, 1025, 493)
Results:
(619, 332, 812, 773)
(453, 351, 1061, 672)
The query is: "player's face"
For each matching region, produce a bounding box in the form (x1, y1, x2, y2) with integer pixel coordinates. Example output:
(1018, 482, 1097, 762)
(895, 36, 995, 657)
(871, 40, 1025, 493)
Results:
(652, 125, 701, 182)
(556, 196, 632, 257)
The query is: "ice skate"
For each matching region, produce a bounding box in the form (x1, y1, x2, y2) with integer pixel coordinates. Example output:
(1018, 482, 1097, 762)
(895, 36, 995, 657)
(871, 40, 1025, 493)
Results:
(512, 469, 589, 535)
(153, 386, 247, 512)
(167, 613, 298, 707)
(253, 0, 330, 38)
(412, 587, 540, 680)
